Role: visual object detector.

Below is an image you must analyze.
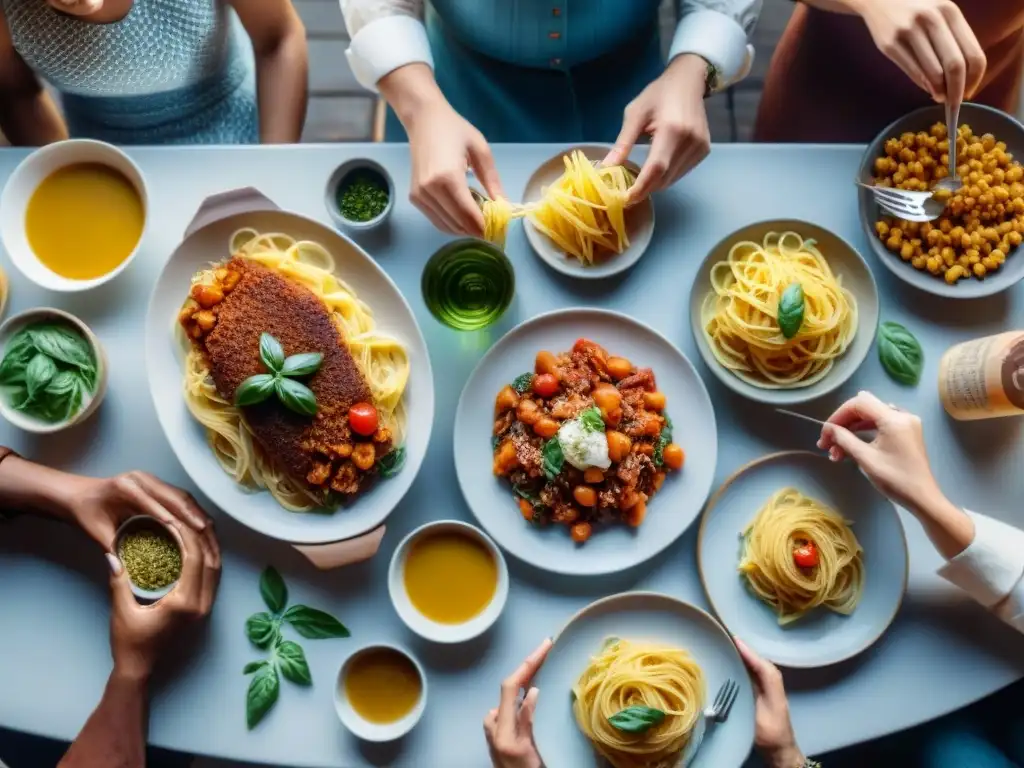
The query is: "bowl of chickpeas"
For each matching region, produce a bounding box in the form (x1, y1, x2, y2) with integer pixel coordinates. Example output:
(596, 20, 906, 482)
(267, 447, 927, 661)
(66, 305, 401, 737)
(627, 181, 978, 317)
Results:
(858, 103, 1024, 298)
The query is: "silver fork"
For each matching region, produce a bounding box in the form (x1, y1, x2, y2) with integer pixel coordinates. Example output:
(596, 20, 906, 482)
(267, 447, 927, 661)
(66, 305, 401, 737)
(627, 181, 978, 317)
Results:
(680, 679, 740, 766)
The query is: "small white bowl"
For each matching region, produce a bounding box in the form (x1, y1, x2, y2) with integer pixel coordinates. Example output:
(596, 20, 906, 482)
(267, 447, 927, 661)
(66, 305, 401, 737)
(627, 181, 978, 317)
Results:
(324, 158, 395, 232)
(0, 308, 108, 434)
(0, 139, 148, 292)
(388, 519, 509, 644)
(334, 643, 427, 742)
(114, 515, 181, 602)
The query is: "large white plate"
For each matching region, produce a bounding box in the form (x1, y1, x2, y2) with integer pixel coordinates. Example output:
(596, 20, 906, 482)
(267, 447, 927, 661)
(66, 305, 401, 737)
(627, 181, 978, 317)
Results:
(532, 592, 755, 768)
(145, 188, 434, 544)
(698, 451, 908, 668)
(453, 308, 717, 575)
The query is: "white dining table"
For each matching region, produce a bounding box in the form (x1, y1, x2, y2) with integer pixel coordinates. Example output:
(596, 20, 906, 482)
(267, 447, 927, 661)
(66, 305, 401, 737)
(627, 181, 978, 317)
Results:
(0, 143, 1022, 768)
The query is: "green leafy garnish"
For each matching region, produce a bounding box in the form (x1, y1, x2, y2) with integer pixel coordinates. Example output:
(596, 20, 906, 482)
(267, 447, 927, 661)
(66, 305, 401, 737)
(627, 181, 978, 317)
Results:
(243, 566, 349, 729)
(777, 282, 805, 339)
(608, 705, 666, 734)
(492, 434, 501, 451)
(542, 438, 564, 480)
(877, 321, 923, 386)
(246, 665, 280, 729)
(513, 484, 538, 502)
(337, 172, 390, 223)
(377, 446, 406, 479)
(234, 333, 321, 417)
(578, 406, 604, 432)
(512, 372, 533, 394)
(0, 323, 97, 424)
(653, 412, 674, 468)
(282, 605, 351, 639)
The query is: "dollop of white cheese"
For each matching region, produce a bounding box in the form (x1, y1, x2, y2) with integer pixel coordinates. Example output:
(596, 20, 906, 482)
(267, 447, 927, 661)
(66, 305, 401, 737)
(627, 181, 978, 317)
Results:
(557, 418, 611, 471)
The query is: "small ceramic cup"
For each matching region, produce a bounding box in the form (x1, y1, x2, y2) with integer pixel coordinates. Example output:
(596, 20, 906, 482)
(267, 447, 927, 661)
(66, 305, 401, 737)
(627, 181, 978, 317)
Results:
(0, 139, 149, 292)
(334, 643, 427, 742)
(324, 158, 395, 232)
(113, 515, 181, 602)
(0, 308, 108, 434)
(388, 520, 509, 644)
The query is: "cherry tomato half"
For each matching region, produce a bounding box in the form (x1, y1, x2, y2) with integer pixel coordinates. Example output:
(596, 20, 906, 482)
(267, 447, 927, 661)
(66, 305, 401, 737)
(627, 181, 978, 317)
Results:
(792, 541, 819, 569)
(348, 402, 379, 436)
(532, 373, 560, 398)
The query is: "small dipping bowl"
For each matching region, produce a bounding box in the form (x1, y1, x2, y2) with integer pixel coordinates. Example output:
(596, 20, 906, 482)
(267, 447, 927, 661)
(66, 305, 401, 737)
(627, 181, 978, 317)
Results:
(334, 643, 427, 742)
(325, 158, 395, 232)
(113, 515, 181, 602)
(0, 139, 149, 292)
(0, 308, 108, 434)
(421, 239, 515, 331)
(388, 520, 509, 644)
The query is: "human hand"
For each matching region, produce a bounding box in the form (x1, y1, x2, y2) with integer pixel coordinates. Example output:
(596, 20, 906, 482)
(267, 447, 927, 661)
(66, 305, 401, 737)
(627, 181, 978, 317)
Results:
(405, 95, 504, 236)
(734, 638, 805, 768)
(817, 391, 942, 513)
(106, 519, 221, 680)
(484, 638, 553, 768)
(603, 53, 710, 205)
(46, 0, 103, 15)
(856, 0, 986, 103)
(59, 471, 212, 553)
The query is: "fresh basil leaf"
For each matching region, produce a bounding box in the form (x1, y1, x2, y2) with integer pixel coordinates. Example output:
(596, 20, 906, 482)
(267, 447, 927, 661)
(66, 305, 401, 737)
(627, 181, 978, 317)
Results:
(283, 605, 350, 639)
(542, 438, 564, 480)
(6, 385, 30, 411)
(663, 414, 673, 431)
(275, 377, 317, 417)
(512, 372, 533, 394)
(245, 612, 279, 649)
(653, 416, 673, 468)
(0, 355, 27, 386)
(235, 374, 276, 407)
(578, 406, 604, 432)
(513, 484, 538, 503)
(45, 370, 78, 398)
(608, 705, 666, 734)
(259, 333, 285, 373)
(275, 640, 312, 686)
(259, 566, 288, 614)
(777, 282, 805, 340)
(878, 321, 924, 386)
(243, 660, 269, 675)
(246, 664, 280, 729)
(25, 354, 57, 401)
(377, 446, 406, 479)
(280, 352, 323, 378)
(28, 326, 93, 371)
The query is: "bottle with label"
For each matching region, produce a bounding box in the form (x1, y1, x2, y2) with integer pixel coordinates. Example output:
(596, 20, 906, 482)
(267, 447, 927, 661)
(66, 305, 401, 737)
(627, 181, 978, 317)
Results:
(938, 331, 1024, 421)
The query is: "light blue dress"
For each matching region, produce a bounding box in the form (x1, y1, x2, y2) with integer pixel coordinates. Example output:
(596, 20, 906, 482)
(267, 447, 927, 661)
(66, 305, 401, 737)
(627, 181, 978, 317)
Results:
(385, 0, 664, 143)
(1, 0, 258, 144)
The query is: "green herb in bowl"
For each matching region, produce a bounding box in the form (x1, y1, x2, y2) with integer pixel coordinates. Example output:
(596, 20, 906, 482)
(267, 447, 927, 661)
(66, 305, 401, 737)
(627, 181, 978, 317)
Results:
(336, 171, 389, 223)
(0, 321, 97, 424)
(118, 526, 182, 592)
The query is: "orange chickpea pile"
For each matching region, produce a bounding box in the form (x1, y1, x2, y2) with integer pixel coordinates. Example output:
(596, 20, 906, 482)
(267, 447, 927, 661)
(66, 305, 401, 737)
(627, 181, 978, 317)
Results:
(872, 122, 1024, 284)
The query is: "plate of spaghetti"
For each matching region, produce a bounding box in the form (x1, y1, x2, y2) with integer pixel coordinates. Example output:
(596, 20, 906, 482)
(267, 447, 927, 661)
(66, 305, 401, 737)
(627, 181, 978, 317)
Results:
(145, 188, 433, 544)
(454, 308, 717, 576)
(698, 451, 908, 668)
(480, 145, 654, 279)
(690, 220, 878, 405)
(532, 592, 754, 768)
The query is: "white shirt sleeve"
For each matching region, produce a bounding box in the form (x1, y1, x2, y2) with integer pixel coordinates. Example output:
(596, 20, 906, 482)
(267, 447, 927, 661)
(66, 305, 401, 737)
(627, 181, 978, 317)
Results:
(938, 510, 1024, 634)
(669, 0, 762, 91)
(340, 0, 431, 92)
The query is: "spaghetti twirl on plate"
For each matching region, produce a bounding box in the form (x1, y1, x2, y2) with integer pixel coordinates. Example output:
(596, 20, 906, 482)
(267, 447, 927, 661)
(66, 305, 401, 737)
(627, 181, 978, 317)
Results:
(492, 339, 685, 544)
(177, 229, 409, 513)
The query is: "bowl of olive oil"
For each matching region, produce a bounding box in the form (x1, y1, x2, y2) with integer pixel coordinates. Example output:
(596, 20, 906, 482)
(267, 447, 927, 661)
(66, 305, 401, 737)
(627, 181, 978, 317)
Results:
(421, 239, 515, 331)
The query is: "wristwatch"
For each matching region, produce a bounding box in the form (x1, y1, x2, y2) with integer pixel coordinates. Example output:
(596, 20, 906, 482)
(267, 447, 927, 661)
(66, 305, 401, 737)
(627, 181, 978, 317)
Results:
(0, 447, 19, 521)
(703, 58, 720, 97)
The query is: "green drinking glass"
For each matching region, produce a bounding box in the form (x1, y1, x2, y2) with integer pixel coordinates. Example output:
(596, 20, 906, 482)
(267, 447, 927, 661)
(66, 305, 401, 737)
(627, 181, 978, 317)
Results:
(422, 239, 515, 331)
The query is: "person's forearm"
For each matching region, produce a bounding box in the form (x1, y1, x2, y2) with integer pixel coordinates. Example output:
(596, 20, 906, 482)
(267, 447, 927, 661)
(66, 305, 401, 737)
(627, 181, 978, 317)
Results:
(0, 455, 74, 521)
(378, 63, 447, 128)
(254, 30, 308, 143)
(0, 89, 68, 145)
(909, 487, 976, 560)
(59, 667, 149, 768)
(764, 746, 808, 768)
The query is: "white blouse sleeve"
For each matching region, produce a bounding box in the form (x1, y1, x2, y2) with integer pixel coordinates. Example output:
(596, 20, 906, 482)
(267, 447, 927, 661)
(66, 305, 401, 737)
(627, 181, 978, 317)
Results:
(938, 511, 1024, 633)
(340, 0, 432, 92)
(670, 0, 763, 91)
